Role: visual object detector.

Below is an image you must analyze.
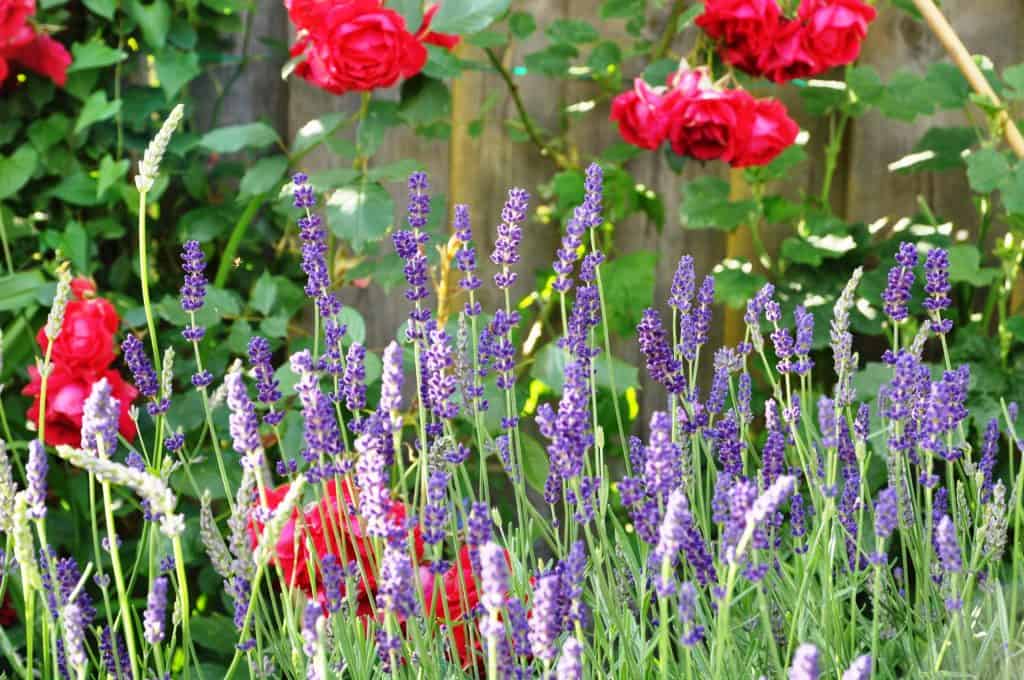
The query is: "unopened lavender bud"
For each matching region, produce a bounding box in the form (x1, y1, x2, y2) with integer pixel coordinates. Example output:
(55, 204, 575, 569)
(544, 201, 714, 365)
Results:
(12, 493, 40, 588)
(0, 440, 13, 532)
(44, 267, 72, 343)
(136, 104, 184, 192)
(254, 478, 305, 565)
(200, 491, 233, 580)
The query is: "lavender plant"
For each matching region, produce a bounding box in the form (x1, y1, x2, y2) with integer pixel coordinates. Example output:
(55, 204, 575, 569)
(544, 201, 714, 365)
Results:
(0, 109, 1022, 680)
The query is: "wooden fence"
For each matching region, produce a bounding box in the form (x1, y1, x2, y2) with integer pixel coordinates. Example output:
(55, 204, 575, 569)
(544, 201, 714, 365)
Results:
(218, 1, 1024, 426)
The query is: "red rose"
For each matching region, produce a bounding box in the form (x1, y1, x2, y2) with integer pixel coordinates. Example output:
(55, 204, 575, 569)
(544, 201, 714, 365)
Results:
(23, 365, 138, 447)
(4, 33, 71, 86)
(284, 0, 328, 30)
(798, 0, 876, 70)
(697, 0, 782, 73)
(610, 78, 674, 150)
(668, 88, 755, 163)
(0, 0, 33, 39)
(291, 0, 427, 94)
(754, 18, 820, 83)
(730, 98, 799, 167)
(416, 4, 461, 50)
(70, 276, 97, 300)
(36, 295, 120, 374)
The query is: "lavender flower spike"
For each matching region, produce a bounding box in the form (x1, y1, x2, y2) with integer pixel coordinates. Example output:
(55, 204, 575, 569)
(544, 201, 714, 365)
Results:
(842, 655, 872, 680)
(529, 572, 562, 662)
(882, 242, 917, 323)
(380, 340, 404, 431)
(26, 440, 47, 519)
(556, 636, 583, 680)
(122, 334, 159, 401)
(491, 187, 530, 289)
(82, 378, 120, 457)
(0, 440, 14, 532)
(479, 541, 509, 612)
(789, 643, 821, 680)
(248, 337, 282, 423)
(746, 474, 795, 527)
(180, 240, 208, 342)
(935, 515, 962, 573)
(143, 576, 169, 644)
(379, 543, 417, 620)
(225, 368, 262, 459)
(62, 602, 88, 674)
(44, 267, 72, 344)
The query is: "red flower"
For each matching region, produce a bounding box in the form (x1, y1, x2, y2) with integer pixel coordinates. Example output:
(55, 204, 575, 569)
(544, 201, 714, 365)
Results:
(36, 295, 119, 374)
(416, 4, 461, 50)
(730, 98, 799, 167)
(668, 88, 755, 163)
(0, 0, 70, 87)
(69, 276, 97, 301)
(248, 478, 423, 598)
(609, 78, 675, 151)
(798, 0, 876, 70)
(22, 364, 138, 447)
(696, 0, 782, 73)
(291, 0, 427, 94)
(754, 18, 820, 83)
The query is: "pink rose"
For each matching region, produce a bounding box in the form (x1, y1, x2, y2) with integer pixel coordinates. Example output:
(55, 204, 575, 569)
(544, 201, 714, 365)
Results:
(668, 88, 755, 163)
(730, 98, 799, 167)
(799, 0, 876, 70)
(610, 78, 674, 150)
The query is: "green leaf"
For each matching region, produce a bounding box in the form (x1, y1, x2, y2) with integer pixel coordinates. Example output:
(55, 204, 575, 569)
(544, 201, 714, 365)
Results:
(852, 362, 892, 402)
(601, 251, 657, 337)
(747, 145, 806, 182)
(545, 19, 599, 44)
(250, 272, 278, 315)
(367, 160, 423, 181)
(390, 0, 424, 31)
(430, 0, 509, 34)
(0, 271, 45, 312)
(925, 62, 971, 109)
(1004, 63, 1024, 99)
(62, 222, 89, 273)
(74, 91, 121, 134)
(643, 58, 676, 86)
(67, 39, 128, 72)
(713, 264, 767, 309)
(679, 176, 756, 231)
(1002, 165, 1024, 215)
(523, 44, 577, 76)
(508, 11, 535, 38)
(897, 126, 975, 173)
(965, 149, 1010, 193)
(128, 0, 172, 49)
(846, 65, 885, 105)
(948, 244, 999, 286)
(1005, 315, 1024, 342)
(51, 173, 105, 207)
(519, 432, 550, 496)
(587, 41, 621, 74)
(781, 237, 825, 267)
(239, 155, 288, 197)
(291, 112, 348, 155)
(600, 0, 643, 18)
(325, 181, 394, 252)
(0, 146, 39, 200)
(532, 343, 637, 396)
(199, 123, 280, 153)
(399, 77, 451, 126)
(877, 71, 935, 120)
(155, 48, 200, 100)
(189, 614, 238, 659)
(422, 45, 464, 80)
(27, 114, 70, 151)
(338, 306, 366, 345)
(97, 154, 130, 197)
(82, 0, 116, 18)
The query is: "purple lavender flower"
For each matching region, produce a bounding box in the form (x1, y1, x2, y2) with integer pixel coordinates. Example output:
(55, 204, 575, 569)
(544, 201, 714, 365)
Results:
(355, 417, 390, 538)
(789, 643, 820, 680)
(761, 405, 785, 487)
(644, 411, 681, 498)
(380, 341, 404, 428)
(423, 469, 450, 546)
(479, 541, 509, 612)
(712, 412, 744, 477)
(553, 165, 603, 293)
(922, 247, 951, 312)
(225, 369, 261, 457)
(379, 543, 417, 619)
(842, 655, 872, 680)
(979, 418, 999, 502)
(248, 337, 282, 420)
(560, 282, 601, 362)
(294, 173, 342, 318)
(99, 627, 129, 678)
(559, 541, 587, 630)
(424, 323, 458, 420)
(467, 502, 492, 575)
(82, 378, 120, 456)
(537, 360, 593, 484)
(790, 491, 807, 553)
(122, 334, 159, 400)
(883, 242, 918, 323)
(653, 488, 693, 594)
(453, 204, 482, 309)
(529, 572, 562, 662)
(180, 239, 208, 328)
(792, 305, 815, 374)
(292, 354, 343, 465)
(321, 554, 344, 613)
(678, 581, 704, 646)
(707, 365, 728, 415)
(668, 254, 695, 313)
(555, 636, 583, 680)
(143, 576, 169, 644)
(26, 440, 47, 519)
(935, 515, 961, 573)
(490, 187, 530, 289)
(693, 276, 714, 348)
(301, 601, 320, 658)
(638, 308, 684, 395)
(745, 283, 775, 325)
(341, 341, 367, 414)
(748, 475, 795, 527)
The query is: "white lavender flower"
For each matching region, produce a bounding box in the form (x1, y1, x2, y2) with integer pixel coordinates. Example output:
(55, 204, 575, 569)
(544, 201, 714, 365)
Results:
(44, 266, 73, 344)
(81, 378, 120, 458)
(0, 439, 14, 532)
(12, 492, 40, 588)
(160, 346, 175, 401)
(136, 104, 184, 192)
(200, 491, 233, 580)
(982, 481, 1008, 562)
(831, 267, 862, 406)
(55, 445, 184, 537)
